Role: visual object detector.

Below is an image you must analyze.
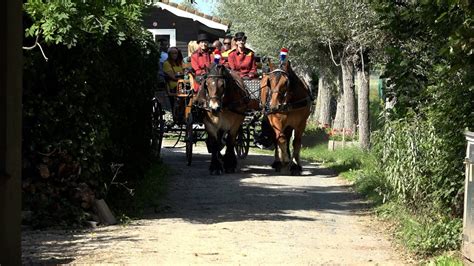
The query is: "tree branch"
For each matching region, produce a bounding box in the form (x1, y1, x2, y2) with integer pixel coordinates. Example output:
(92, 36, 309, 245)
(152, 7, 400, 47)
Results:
(23, 33, 49, 62)
(328, 40, 340, 67)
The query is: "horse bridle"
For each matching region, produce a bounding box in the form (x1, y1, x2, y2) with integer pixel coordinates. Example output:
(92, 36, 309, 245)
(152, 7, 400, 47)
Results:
(205, 74, 227, 103)
(267, 69, 290, 104)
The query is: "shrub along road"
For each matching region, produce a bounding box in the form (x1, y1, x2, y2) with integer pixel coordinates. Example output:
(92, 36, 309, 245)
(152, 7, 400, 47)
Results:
(22, 140, 406, 264)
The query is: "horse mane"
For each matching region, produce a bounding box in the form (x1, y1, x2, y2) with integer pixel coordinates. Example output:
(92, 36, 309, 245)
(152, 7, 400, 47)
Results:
(286, 62, 311, 99)
(208, 63, 224, 76)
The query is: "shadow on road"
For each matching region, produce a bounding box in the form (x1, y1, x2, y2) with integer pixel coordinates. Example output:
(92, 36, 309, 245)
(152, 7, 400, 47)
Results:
(151, 147, 371, 224)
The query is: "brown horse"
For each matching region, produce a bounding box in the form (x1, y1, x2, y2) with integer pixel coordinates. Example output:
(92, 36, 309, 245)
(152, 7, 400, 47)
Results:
(260, 60, 313, 175)
(196, 64, 250, 175)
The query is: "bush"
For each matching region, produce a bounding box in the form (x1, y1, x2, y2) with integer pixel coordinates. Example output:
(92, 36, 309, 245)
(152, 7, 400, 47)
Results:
(377, 203, 462, 256)
(22, 36, 160, 228)
(371, 112, 465, 216)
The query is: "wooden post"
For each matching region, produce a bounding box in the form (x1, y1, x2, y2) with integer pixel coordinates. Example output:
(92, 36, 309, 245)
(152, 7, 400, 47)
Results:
(0, 0, 22, 264)
(94, 199, 117, 225)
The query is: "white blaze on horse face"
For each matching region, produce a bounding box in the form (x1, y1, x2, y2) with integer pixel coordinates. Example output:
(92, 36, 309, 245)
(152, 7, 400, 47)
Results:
(209, 99, 220, 110)
(207, 80, 222, 110)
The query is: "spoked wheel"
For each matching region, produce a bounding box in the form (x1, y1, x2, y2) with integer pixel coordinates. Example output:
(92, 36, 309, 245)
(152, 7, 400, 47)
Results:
(151, 98, 164, 159)
(235, 125, 250, 159)
(185, 112, 193, 166)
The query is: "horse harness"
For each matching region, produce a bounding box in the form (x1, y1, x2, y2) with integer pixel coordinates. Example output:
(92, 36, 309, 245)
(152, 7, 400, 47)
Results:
(263, 69, 312, 114)
(201, 73, 250, 115)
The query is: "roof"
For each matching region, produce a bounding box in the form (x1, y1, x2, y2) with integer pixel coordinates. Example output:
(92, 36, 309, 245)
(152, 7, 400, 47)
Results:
(154, 1, 230, 32)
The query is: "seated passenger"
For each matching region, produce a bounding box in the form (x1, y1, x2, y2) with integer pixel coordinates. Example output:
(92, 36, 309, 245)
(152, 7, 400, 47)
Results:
(220, 35, 234, 67)
(191, 33, 214, 92)
(163, 47, 184, 94)
(163, 47, 184, 121)
(227, 32, 257, 79)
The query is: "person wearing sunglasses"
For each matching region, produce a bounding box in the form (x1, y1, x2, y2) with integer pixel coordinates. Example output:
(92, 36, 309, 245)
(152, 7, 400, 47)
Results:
(227, 32, 257, 79)
(220, 35, 234, 67)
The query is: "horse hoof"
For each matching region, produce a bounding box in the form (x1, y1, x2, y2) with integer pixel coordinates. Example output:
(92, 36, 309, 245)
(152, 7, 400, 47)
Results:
(210, 169, 223, 175)
(290, 169, 302, 176)
(272, 161, 282, 172)
(289, 163, 303, 176)
(225, 168, 236, 173)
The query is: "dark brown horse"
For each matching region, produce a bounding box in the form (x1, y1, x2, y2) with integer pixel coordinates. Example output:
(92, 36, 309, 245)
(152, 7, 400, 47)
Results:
(196, 64, 250, 174)
(260, 60, 313, 175)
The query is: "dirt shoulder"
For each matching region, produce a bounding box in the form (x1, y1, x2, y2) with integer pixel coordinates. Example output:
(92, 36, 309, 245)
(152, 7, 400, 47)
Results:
(23, 141, 408, 265)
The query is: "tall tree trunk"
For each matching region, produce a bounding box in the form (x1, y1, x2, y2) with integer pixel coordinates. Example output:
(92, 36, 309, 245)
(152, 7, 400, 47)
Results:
(312, 78, 322, 123)
(357, 53, 370, 149)
(341, 56, 355, 132)
(318, 70, 331, 126)
(333, 73, 344, 129)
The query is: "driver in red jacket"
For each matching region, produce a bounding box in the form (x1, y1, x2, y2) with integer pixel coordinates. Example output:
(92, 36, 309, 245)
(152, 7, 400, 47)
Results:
(191, 33, 214, 91)
(227, 32, 257, 79)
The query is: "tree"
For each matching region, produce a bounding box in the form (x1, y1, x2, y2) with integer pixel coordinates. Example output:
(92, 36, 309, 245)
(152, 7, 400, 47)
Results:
(355, 51, 370, 149)
(372, 0, 473, 213)
(218, 1, 380, 147)
(22, 0, 160, 227)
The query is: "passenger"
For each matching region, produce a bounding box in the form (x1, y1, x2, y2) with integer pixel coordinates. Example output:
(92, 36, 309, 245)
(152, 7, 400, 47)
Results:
(191, 33, 213, 91)
(220, 35, 234, 67)
(163, 47, 184, 119)
(183, 41, 198, 65)
(163, 47, 184, 94)
(227, 32, 257, 79)
(212, 40, 223, 52)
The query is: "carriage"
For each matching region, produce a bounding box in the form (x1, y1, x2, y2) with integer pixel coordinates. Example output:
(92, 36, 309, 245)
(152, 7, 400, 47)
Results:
(150, 65, 265, 166)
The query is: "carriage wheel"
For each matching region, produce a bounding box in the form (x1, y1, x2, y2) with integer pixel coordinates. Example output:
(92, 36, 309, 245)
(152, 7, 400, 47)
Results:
(185, 112, 193, 166)
(235, 125, 250, 159)
(151, 98, 164, 159)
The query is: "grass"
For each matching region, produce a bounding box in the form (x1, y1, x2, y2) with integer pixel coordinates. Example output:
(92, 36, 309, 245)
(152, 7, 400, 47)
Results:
(376, 202, 463, 258)
(427, 253, 463, 265)
(300, 128, 462, 261)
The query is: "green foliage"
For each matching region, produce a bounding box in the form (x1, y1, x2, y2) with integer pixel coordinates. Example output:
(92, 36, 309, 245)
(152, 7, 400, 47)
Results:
(22, 1, 161, 228)
(427, 253, 463, 266)
(24, 0, 147, 47)
(370, 0, 473, 217)
(217, 1, 380, 72)
(301, 143, 368, 177)
(377, 203, 462, 256)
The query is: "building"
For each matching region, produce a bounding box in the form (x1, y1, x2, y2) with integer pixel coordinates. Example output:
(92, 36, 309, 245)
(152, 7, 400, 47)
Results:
(143, 1, 230, 57)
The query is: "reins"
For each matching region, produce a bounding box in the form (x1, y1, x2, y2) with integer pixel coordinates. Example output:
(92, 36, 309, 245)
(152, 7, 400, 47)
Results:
(201, 69, 249, 115)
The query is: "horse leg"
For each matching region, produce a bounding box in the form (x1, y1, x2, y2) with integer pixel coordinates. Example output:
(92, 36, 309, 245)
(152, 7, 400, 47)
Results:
(289, 126, 304, 176)
(271, 138, 282, 172)
(223, 129, 238, 173)
(272, 130, 289, 172)
(208, 133, 223, 175)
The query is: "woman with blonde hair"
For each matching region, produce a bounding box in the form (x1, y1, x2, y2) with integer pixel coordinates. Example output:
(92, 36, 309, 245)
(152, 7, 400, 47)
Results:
(184, 41, 199, 64)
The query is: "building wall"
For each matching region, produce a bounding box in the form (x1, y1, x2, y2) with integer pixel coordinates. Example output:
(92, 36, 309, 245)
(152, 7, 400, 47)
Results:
(143, 7, 225, 57)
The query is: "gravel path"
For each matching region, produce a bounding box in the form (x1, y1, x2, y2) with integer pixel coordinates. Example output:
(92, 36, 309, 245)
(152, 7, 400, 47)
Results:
(22, 140, 406, 265)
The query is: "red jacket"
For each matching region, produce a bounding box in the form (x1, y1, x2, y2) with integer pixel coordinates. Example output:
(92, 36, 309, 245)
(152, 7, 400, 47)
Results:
(228, 48, 257, 78)
(191, 48, 213, 76)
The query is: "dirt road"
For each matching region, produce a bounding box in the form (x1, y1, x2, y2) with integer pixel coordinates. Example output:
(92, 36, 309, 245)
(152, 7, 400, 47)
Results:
(23, 141, 405, 265)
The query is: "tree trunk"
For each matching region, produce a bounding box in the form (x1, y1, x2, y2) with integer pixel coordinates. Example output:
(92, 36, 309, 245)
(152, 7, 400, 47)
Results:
(333, 73, 344, 129)
(312, 78, 321, 123)
(341, 56, 355, 132)
(357, 54, 370, 150)
(318, 70, 331, 127)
